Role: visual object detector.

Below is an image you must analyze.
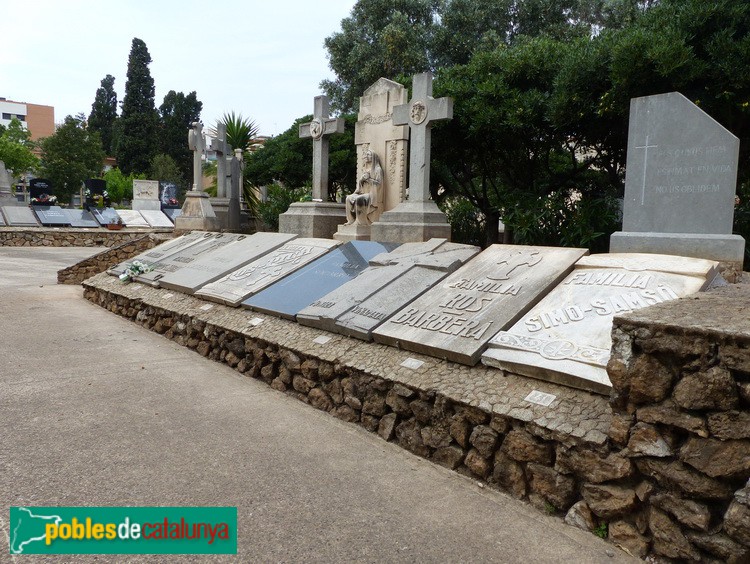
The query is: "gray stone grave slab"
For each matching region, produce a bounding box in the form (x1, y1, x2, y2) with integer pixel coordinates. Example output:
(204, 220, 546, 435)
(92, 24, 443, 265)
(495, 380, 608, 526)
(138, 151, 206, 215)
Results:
(162, 208, 182, 223)
(0, 211, 5, 226)
(372, 245, 588, 365)
(117, 209, 150, 227)
(297, 239, 480, 339)
(243, 240, 401, 320)
(195, 238, 341, 307)
(61, 209, 99, 228)
(90, 207, 121, 226)
(132, 179, 162, 211)
(482, 253, 719, 394)
(158, 232, 298, 294)
(107, 231, 213, 277)
(134, 233, 245, 286)
(34, 206, 70, 226)
(610, 92, 744, 263)
(2, 206, 39, 226)
(139, 209, 175, 228)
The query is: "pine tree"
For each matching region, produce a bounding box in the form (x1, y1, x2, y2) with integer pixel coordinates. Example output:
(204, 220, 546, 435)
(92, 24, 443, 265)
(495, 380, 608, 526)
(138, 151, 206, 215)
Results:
(115, 38, 159, 175)
(88, 74, 118, 155)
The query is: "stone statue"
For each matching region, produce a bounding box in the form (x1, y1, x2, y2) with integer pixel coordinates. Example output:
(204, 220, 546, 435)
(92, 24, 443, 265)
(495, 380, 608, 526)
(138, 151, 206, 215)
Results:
(345, 149, 383, 226)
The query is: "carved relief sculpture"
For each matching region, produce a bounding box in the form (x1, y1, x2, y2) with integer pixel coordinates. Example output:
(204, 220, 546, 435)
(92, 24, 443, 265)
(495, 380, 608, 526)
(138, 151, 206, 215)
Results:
(346, 149, 383, 226)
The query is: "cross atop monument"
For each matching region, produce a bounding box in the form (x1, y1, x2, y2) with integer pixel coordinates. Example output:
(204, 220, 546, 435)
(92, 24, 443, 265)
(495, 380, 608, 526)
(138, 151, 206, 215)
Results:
(393, 72, 453, 202)
(188, 121, 205, 192)
(210, 123, 231, 198)
(299, 96, 345, 201)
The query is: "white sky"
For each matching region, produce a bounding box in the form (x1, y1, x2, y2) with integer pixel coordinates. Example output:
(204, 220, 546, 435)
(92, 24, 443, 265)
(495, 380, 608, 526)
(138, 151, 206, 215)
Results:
(0, 0, 357, 137)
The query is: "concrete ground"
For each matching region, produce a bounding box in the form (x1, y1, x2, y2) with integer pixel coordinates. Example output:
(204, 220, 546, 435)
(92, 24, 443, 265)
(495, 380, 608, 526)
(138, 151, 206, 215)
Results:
(0, 247, 636, 563)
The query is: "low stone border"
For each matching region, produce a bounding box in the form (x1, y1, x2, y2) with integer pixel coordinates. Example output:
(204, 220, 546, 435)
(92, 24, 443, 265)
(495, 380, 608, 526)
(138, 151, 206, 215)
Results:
(82, 272, 750, 562)
(0, 227, 172, 248)
(57, 233, 173, 285)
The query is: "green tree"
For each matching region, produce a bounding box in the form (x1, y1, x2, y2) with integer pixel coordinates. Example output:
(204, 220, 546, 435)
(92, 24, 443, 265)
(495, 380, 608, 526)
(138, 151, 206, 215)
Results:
(102, 167, 145, 204)
(0, 118, 38, 178)
(88, 74, 118, 155)
(149, 153, 183, 186)
(159, 90, 202, 184)
(321, 0, 438, 112)
(115, 38, 159, 175)
(39, 114, 105, 202)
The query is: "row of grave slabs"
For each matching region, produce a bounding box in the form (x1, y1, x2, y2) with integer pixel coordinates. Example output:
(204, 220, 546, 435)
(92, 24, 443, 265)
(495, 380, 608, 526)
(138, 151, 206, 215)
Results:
(108, 231, 720, 395)
(0, 206, 180, 228)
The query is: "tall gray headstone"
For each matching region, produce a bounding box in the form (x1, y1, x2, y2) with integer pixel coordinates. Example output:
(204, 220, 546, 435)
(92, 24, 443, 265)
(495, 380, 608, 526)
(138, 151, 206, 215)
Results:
(610, 92, 744, 267)
(132, 180, 161, 211)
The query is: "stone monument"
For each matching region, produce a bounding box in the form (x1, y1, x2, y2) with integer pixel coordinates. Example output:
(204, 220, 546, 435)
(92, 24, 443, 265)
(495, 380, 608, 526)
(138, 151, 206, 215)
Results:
(175, 121, 220, 231)
(132, 179, 161, 211)
(610, 92, 744, 273)
(279, 95, 347, 238)
(209, 122, 231, 228)
(334, 79, 409, 241)
(370, 72, 452, 243)
(228, 148, 243, 232)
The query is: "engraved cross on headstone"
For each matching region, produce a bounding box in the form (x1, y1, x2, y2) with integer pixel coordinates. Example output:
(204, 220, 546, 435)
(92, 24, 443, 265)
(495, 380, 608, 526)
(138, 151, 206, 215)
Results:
(393, 72, 453, 202)
(635, 135, 658, 206)
(210, 123, 231, 198)
(188, 121, 205, 192)
(299, 96, 345, 201)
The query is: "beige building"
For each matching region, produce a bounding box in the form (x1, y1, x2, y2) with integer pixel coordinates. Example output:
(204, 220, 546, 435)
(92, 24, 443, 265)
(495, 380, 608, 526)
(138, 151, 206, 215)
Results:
(0, 97, 55, 141)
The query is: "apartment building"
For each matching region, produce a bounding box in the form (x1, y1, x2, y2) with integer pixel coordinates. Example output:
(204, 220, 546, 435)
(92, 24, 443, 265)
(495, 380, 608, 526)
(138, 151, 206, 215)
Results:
(0, 97, 55, 141)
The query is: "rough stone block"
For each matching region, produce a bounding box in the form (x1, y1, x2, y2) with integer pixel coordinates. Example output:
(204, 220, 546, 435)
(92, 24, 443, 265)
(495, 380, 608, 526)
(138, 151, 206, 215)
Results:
(308, 388, 333, 412)
(652, 493, 711, 531)
(608, 520, 650, 559)
(526, 463, 576, 510)
(563, 501, 596, 532)
(649, 507, 702, 561)
(395, 419, 430, 457)
(680, 436, 750, 478)
(378, 413, 398, 441)
(469, 425, 499, 459)
(555, 446, 633, 483)
(637, 401, 708, 437)
(432, 445, 465, 470)
(626, 422, 676, 457)
(686, 531, 750, 563)
(673, 366, 739, 411)
(464, 449, 492, 479)
(292, 375, 315, 394)
(582, 484, 639, 520)
(724, 498, 750, 546)
(636, 458, 733, 499)
(492, 451, 526, 499)
(707, 411, 750, 440)
(421, 425, 452, 449)
(449, 416, 471, 448)
(502, 429, 553, 465)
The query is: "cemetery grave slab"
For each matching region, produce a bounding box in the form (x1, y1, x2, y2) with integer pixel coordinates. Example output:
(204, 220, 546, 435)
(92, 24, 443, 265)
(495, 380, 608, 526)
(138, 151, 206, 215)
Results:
(62, 209, 100, 228)
(116, 210, 150, 227)
(107, 231, 212, 277)
(1, 206, 39, 226)
(139, 209, 175, 228)
(90, 207, 122, 226)
(157, 232, 298, 294)
(482, 253, 719, 394)
(0, 212, 5, 226)
(134, 233, 245, 286)
(372, 245, 588, 365)
(242, 240, 401, 320)
(196, 238, 341, 307)
(297, 238, 480, 339)
(33, 206, 71, 227)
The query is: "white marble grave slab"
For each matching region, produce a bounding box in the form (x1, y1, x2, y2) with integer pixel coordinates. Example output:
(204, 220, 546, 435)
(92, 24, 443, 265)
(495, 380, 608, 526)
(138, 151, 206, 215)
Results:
(117, 209, 150, 227)
(157, 232, 298, 294)
(107, 231, 212, 277)
(2, 206, 39, 226)
(372, 245, 588, 365)
(482, 253, 719, 394)
(134, 233, 245, 286)
(139, 209, 175, 228)
(297, 238, 480, 339)
(195, 238, 341, 306)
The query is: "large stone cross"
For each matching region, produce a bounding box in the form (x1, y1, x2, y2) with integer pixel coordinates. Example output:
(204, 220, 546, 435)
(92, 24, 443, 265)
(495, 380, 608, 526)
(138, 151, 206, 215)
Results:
(393, 72, 453, 202)
(299, 96, 345, 201)
(188, 121, 205, 192)
(210, 123, 231, 198)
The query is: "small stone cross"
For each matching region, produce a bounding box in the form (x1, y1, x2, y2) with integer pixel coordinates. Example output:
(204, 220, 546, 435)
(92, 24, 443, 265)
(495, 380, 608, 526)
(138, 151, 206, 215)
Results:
(188, 121, 205, 192)
(393, 72, 453, 202)
(210, 123, 231, 198)
(299, 96, 345, 201)
(635, 135, 658, 206)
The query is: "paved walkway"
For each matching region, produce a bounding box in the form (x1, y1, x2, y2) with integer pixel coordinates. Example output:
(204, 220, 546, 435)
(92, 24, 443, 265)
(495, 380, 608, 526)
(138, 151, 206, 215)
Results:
(0, 247, 635, 563)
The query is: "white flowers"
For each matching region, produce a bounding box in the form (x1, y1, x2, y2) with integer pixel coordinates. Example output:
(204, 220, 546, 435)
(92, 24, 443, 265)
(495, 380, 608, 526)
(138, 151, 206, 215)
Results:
(119, 260, 153, 283)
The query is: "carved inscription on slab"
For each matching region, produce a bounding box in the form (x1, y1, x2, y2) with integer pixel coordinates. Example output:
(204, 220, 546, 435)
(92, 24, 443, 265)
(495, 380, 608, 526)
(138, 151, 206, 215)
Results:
(107, 231, 211, 277)
(195, 238, 340, 306)
(482, 253, 719, 394)
(372, 245, 588, 365)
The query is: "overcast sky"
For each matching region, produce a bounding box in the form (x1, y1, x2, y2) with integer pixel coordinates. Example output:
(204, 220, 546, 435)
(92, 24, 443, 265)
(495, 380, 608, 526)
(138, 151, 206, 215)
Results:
(1, 0, 356, 137)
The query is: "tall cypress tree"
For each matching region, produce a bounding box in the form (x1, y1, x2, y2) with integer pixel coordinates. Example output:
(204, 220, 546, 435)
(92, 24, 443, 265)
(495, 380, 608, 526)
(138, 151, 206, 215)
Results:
(88, 74, 118, 156)
(159, 90, 202, 183)
(115, 38, 159, 175)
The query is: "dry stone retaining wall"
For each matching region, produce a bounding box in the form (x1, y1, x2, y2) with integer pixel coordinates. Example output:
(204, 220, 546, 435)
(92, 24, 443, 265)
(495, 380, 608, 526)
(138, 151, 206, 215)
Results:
(0, 227, 171, 248)
(82, 273, 750, 562)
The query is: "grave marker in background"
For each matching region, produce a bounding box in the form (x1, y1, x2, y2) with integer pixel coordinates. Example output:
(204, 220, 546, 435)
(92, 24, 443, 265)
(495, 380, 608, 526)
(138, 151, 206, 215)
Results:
(132, 180, 161, 211)
(482, 253, 719, 394)
(1, 206, 38, 226)
(372, 245, 588, 365)
(610, 92, 744, 267)
(139, 210, 175, 228)
(116, 210, 150, 227)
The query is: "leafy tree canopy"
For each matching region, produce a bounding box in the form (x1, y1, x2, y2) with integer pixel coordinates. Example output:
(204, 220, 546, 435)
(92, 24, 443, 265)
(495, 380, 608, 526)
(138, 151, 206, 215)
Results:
(0, 118, 38, 177)
(159, 90, 202, 185)
(88, 74, 118, 155)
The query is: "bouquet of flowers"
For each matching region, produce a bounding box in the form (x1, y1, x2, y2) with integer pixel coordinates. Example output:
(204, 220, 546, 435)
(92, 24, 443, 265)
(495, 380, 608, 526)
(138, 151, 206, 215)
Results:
(119, 260, 153, 283)
(31, 194, 57, 205)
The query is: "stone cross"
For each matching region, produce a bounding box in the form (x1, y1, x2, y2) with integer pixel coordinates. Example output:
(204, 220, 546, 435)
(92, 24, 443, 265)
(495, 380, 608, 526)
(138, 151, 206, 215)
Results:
(634, 135, 658, 206)
(299, 96, 345, 201)
(393, 72, 453, 202)
(210, 123, 231, 198)
(188, 121, 205, 191)
(228, 148, 243, 231)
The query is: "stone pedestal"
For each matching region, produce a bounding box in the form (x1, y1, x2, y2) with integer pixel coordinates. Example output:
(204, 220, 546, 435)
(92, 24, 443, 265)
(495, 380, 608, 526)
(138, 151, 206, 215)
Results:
(174, 191, 220, 231)
(278, 201, 346, 238)
(132, 199, 162, 211)
(370, 201, 451, 243)
(210, 197, 230, 229)
(333, 222, 372, 242)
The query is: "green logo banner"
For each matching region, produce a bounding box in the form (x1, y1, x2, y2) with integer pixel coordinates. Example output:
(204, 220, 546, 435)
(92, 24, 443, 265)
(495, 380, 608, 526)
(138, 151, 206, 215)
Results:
(9, 507, 237, 554)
